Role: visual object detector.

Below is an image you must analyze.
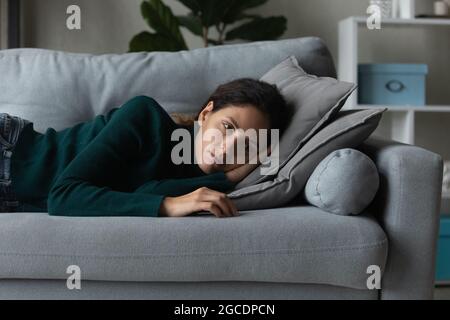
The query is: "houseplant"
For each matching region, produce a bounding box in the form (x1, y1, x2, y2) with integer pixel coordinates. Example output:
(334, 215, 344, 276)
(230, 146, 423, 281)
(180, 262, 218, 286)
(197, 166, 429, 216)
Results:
(129, 0, 287, 52)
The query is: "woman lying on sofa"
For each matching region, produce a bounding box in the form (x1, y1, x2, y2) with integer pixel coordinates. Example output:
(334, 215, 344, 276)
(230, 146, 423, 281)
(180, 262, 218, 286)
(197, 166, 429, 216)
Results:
(0, 78, 289, 217)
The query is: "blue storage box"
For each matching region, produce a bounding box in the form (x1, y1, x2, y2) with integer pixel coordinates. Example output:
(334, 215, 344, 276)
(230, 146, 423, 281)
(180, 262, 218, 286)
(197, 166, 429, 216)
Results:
(436, 216, 450, 282)
(358, 63, 428, 106)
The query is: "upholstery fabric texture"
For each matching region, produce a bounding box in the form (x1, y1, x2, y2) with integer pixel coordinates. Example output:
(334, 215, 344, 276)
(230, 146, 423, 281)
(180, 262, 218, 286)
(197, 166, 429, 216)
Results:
(0, 209, 387, 290)
(304, 148, 380, 216)
(0, 37, 336, 134)
(237, 56, 357, 188)
(228, 108, 386, 211)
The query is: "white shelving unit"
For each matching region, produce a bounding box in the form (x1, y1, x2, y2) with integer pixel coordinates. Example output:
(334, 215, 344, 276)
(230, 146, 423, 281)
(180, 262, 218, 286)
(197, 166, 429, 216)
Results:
(338, 16, 450, 145)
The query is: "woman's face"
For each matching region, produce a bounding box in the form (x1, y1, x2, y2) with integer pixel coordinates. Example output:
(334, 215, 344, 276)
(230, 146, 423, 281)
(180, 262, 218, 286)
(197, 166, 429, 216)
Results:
(195, 101, 270, 174)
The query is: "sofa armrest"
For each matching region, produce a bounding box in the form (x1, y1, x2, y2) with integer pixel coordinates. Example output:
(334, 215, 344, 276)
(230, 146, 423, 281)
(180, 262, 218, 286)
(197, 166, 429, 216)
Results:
(359, 137, 443, 300)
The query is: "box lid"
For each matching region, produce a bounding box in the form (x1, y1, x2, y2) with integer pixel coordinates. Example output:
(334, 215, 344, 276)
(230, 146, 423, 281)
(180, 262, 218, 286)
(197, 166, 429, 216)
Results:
(358, 63, 428, 75)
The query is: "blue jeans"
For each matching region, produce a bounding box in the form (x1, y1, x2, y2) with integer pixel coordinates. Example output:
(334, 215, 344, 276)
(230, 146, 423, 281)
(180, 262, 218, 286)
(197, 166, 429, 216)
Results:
(0, 113, 31, 212)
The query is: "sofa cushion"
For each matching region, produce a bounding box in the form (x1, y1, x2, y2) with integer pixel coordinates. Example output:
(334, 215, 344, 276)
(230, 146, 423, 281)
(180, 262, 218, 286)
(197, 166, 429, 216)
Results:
(304, 148, 380, 216)
(237, 56, 356, 188)
(227, 108, 386, 211)
(0, 209, 387, 289)
(0, 37, 336, 133)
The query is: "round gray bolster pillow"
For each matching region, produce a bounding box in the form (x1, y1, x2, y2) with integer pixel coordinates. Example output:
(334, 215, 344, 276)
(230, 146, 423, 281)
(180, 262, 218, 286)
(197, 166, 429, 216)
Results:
(303, 148, 380, 216)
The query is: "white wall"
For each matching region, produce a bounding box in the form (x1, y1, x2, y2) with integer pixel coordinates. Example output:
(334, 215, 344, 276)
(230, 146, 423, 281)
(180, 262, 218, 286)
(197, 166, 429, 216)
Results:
(21, 0, 204, 53)
(21, 0, 447, 97)
(19, 0, 380, 56)
(21, 0, 440, 56)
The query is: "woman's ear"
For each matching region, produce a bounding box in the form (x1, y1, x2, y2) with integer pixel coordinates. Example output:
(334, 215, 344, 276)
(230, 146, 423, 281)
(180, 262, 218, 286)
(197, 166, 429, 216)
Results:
(198, 101, 214, 126)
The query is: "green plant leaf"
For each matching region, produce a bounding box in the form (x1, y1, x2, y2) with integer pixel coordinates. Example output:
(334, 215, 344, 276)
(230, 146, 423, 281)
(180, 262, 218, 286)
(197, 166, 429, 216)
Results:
(235, 13, 261, 20)
(240, 0, 269, 10)
(177, 0, 201, 14)
(178, 0, 262, 26)
(141, 0, 187, 49)
(225, 16, 287, 41)
(188, 0, 233, 27)
(177, 14, 202, 36)
(129, 31, 183, 52)
(222, 0, 268, 24)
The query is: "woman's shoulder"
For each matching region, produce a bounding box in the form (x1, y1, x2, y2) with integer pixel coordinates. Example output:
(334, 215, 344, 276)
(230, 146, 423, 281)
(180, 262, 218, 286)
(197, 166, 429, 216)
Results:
(109, 95, 177, 128)
(120, 95, 166, 117)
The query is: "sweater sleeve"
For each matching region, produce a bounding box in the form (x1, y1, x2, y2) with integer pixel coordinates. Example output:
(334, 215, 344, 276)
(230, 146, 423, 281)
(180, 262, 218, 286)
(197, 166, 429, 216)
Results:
(133, 171, 237, 197)
(47, 96, 169, 217)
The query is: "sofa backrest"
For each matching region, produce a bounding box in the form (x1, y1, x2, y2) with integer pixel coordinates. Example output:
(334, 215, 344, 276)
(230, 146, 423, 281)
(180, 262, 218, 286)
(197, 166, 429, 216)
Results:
(0, 37, 336, 133)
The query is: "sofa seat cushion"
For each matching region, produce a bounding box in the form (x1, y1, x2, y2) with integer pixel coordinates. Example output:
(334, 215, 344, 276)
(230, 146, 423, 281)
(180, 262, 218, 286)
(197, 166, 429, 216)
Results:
(0, 208, 388, 289)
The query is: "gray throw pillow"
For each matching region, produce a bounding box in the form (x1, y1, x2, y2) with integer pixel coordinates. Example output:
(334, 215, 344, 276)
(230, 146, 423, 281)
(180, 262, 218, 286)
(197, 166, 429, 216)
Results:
(227, 108, 386, 211)
(236, 56, 357, 189)
(303, 148, 380, 216)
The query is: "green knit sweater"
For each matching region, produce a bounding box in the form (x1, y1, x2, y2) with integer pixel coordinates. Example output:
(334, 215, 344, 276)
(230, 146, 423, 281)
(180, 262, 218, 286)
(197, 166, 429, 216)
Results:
(10, 96, 236, 217)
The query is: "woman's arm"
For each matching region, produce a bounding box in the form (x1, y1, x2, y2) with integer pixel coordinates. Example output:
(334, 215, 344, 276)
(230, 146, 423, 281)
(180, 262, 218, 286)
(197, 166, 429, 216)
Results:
(133, 172, 239, 218)
(49, 180, 166, 217)
(133, 170, 236, 196)
(47, 96, 170, 217)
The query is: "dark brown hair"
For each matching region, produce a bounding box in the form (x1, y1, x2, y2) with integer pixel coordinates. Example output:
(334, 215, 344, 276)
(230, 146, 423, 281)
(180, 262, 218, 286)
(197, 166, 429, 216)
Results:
(171, 78, 290, 136)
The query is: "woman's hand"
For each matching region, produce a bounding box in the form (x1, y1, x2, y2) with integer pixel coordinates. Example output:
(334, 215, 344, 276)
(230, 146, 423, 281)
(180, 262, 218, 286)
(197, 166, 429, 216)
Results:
(159, 187, 238, 218)
(224, 146, 271, 183)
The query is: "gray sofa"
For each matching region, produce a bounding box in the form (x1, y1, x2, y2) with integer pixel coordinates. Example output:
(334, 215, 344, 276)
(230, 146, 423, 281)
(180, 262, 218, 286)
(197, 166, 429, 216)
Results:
(0, 37, 443, 300)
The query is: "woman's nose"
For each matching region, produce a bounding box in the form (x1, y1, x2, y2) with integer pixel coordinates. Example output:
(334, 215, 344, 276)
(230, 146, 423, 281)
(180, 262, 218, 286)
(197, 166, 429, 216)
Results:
(226, 135, 248, 163)
(216, 135, 235, 163)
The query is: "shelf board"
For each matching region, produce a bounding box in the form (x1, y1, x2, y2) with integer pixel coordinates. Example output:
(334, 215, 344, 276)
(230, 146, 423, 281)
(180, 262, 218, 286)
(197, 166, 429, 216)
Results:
(339, 16, 450, 146)
(350, 105, 450, 112)
(348, 16, 450, 26)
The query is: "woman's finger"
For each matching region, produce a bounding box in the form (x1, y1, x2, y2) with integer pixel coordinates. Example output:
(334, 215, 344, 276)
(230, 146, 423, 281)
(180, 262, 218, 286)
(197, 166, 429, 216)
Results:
(201, 202, 224, 218)
(199, 189, 235, 216)
(228, 198, 239, 216)
(215, 194, 236, 217)
(197, 190, 231, 217)
(213, 196, 233, 217)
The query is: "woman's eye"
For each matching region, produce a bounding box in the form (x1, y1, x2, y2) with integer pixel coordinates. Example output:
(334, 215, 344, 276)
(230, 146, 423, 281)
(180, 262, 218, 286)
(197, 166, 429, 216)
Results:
(223, 122, 233, 130)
